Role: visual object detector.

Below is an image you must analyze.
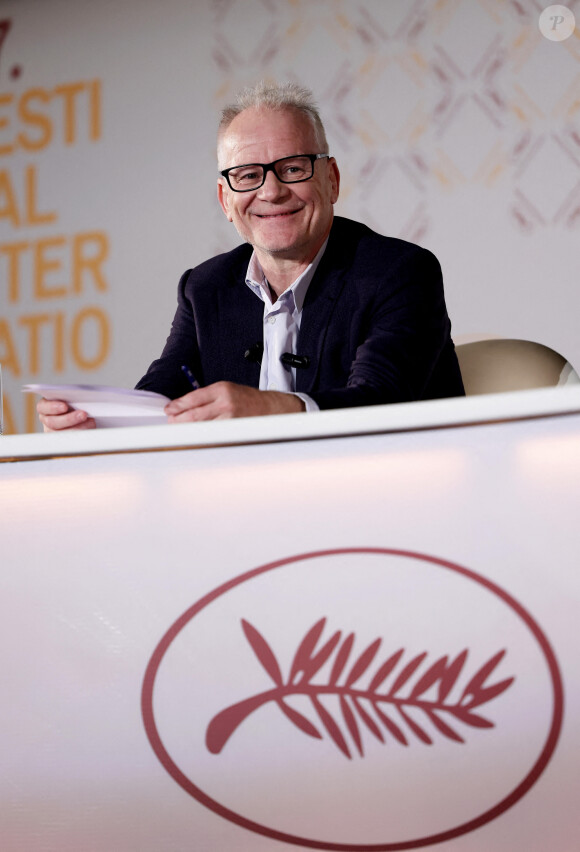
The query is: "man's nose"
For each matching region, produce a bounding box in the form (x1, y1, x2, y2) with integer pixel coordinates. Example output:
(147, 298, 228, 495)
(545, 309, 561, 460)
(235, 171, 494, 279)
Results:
(256, 169, 290, 200)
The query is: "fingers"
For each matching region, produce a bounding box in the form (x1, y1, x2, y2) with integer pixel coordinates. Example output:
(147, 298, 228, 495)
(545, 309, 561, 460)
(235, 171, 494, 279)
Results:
(37, 398, 96, 432)
(42, 414, 96, 432)
(164, 383, 305, 422)
(37, 398, 70, 417)
(164, 388, 212, 416)
(164, 385, 231, 422)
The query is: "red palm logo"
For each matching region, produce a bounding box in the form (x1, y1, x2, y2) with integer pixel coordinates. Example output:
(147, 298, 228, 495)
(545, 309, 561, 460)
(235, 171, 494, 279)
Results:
(207, 617, 514, 758)
(142, 548, 563, 850)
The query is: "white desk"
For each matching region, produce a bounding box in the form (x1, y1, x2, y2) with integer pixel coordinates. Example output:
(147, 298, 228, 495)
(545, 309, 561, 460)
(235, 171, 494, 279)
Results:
(1, 388, 579, 851)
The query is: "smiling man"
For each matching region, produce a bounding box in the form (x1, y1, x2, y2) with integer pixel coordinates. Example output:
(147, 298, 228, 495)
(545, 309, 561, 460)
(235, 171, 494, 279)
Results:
(38, 81, 463, 431)
(217, 107, 338, 277)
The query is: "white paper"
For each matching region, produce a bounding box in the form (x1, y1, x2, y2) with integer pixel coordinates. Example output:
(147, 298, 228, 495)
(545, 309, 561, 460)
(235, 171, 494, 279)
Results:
(22, 384, 170, 428)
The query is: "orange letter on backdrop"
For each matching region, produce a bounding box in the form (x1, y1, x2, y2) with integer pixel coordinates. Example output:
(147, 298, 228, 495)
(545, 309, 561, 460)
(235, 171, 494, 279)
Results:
(1, 240, 29, 302)
(53, 82, 86, 146)
(0, 391, 37, 434)
(0, 317, 21, 375)
(89, 80, 102, 141)
(25, 164, 57, 225)
(0, 169, 20, 225)
(34, 236, 68, 299)
(19, 313, 51, 374)
(72, 231, 109, 293)
(0, 92, 14, 156)
(52, 311, 65, 372)
(71, 306, 110, 370)
(2, 393, 16, 435)
(18, 88, 53, 152)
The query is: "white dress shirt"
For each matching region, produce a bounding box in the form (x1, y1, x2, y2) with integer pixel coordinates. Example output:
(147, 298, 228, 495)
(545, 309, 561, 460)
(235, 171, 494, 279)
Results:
(245, 240, 328, 412)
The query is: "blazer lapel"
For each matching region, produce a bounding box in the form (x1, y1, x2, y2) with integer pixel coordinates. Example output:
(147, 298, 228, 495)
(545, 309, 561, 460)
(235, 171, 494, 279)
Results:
(215, 254, 264, 387)
(296, 223, 351, 394)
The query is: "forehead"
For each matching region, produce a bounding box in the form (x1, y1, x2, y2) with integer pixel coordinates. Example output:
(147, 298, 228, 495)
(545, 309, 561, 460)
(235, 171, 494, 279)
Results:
(219, 107, 318, 167)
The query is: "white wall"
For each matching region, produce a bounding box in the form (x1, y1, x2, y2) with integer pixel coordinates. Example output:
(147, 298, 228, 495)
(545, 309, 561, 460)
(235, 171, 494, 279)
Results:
(1, 0, 579, 432)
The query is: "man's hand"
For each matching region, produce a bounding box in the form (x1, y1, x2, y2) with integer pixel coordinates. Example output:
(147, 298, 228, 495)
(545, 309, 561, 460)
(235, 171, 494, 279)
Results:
(164, 382, 305, 422)
(37, 398, 96, 432)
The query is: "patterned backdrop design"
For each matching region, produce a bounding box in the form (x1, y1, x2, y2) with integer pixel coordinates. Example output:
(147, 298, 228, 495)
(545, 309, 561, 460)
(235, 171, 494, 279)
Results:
(210, 0, 580, 247)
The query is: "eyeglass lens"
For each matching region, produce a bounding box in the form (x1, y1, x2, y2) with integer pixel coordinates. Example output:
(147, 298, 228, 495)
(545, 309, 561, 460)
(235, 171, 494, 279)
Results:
(227, 156, 314, 191)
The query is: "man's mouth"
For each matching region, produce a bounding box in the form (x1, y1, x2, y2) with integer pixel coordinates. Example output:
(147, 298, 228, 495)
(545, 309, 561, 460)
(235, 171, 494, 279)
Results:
(253, 208, 301, 219)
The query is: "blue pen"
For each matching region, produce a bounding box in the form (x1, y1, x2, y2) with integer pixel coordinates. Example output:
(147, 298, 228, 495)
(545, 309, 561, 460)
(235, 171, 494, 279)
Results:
(181, 364, 200, 391)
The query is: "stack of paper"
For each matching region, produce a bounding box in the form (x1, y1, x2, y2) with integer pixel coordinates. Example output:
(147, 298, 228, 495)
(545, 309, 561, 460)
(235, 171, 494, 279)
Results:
(23, 384, 170, 429)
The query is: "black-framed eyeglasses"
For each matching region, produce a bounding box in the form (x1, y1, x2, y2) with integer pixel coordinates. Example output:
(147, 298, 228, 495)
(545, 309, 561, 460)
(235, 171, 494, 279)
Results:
(220, 154, 330, 192)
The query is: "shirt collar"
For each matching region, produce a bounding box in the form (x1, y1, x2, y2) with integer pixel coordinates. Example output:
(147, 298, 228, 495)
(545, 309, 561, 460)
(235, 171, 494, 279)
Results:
(245, 237, 329, 313)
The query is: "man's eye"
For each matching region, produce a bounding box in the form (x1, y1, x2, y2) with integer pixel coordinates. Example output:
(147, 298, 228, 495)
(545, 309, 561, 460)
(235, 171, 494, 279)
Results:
(232, 169, 261, 184)
(280, 164, 306, 177)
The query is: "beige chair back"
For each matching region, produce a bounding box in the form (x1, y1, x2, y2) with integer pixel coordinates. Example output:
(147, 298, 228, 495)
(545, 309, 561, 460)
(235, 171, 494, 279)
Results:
(455, 338, 580, 396)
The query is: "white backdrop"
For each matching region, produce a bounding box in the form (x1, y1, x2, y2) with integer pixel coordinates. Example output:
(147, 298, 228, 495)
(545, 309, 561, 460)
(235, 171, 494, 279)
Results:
(1, 0, 579, 432)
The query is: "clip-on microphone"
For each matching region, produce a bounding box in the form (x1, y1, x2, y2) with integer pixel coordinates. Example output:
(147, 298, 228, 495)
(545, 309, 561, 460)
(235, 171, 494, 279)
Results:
(280, 353, 310, 369)
(244, 343, 264, 364)
(244, 344, 309, 369)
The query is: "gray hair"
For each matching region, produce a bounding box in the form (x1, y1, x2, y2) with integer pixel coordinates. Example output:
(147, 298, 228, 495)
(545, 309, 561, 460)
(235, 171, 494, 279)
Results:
(217, 81, 329, 162)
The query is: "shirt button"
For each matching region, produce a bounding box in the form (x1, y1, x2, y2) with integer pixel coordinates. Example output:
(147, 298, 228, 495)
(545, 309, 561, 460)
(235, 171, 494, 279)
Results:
(267, 316, 276, 324)
(269, 383, 278, 390)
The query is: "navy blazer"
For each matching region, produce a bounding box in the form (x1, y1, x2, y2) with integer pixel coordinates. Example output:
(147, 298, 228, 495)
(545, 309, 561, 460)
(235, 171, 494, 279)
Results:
(136, 216, 464, 408)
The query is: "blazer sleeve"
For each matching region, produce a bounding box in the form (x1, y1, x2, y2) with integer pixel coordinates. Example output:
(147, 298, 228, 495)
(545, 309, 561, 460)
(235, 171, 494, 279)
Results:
(135, 242, 260, 398)
(135, 269, 202, 399)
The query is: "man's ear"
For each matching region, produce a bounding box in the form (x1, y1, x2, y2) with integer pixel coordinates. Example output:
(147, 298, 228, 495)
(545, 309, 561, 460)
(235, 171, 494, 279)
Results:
(217, 179, 233, 222)
(328, 158, 340, 205)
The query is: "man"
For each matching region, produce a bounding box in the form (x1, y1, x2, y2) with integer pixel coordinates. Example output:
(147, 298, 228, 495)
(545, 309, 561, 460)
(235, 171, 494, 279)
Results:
(38, 82, 463, 431)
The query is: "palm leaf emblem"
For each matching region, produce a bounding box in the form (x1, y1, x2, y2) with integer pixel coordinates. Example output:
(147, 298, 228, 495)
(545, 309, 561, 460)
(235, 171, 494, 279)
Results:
(206, 618, 514, 759)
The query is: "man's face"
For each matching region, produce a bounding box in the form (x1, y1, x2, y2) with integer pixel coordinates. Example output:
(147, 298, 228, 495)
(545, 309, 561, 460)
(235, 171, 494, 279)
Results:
(217, 107, 340, 263)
